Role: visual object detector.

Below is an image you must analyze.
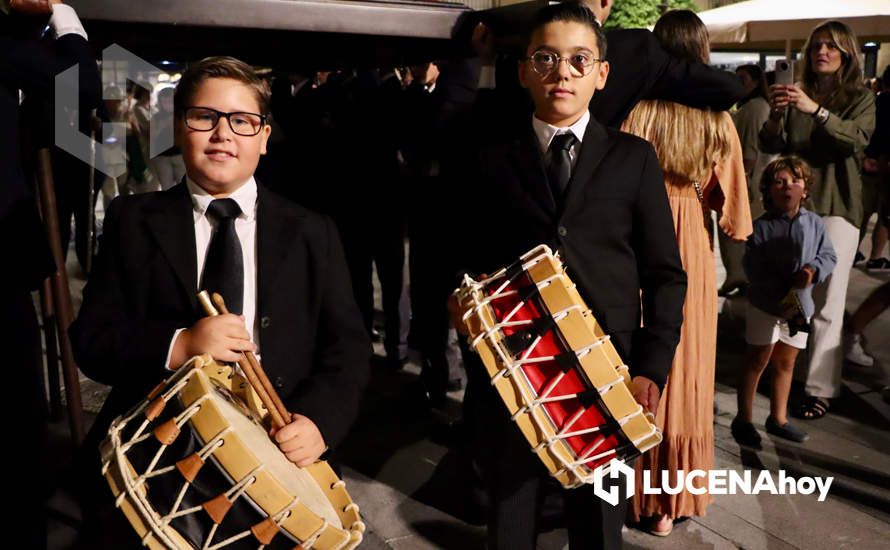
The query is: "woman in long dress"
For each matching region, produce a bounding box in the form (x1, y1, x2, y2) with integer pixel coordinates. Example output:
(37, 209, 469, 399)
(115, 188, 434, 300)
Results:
(621, 10, 752, 536)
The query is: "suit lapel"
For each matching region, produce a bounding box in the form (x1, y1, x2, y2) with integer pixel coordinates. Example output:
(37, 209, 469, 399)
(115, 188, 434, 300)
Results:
(563, 119, 613, 218)
(508, 124, 557, 221)
(256, 184, 305, 312)
(146, 183, 198, 308)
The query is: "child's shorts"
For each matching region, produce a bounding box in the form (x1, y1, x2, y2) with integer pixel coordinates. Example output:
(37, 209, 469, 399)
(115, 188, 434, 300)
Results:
(745, 303, 809, 349)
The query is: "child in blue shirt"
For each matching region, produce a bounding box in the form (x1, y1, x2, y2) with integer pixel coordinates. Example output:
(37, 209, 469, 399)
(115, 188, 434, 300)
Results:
(733, 156, 836, 446)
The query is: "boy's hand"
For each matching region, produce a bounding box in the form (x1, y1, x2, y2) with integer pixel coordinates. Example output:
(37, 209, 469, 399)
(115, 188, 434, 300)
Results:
(171, 314, 256, 367)
(631, 376, 660, 415)
(792, 266, 815, 289)
(271, 413, 327, 467)
(448, 292, 467, 335)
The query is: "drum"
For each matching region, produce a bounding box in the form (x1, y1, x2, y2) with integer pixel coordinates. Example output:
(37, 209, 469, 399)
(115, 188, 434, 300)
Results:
(101, 355, 365, 549)
(456, 245, 662, 488)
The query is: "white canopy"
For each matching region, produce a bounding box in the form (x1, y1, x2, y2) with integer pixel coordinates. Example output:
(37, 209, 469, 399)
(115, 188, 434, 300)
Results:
(698, 0, 890, 51)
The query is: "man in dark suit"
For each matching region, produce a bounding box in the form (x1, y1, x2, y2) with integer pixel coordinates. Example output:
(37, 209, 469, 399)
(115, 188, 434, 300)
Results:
(464, 0, 744, 130)
(1, 2, 100, 548)
(70, 57, 370, 541)
(454, 4, 685, 548)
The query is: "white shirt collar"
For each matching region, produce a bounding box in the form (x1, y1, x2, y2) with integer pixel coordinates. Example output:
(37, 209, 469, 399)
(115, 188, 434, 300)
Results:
(531, 110, 590, 154)
(185, 177, 258, 221)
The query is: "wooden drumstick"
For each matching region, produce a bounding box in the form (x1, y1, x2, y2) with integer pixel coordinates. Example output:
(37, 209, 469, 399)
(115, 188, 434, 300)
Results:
(197, 291, 288, 429)
(209, 292, 291, 424)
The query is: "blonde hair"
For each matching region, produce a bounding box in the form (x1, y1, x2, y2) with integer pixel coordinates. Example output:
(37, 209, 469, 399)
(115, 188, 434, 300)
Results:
(622, 100, 733, 184)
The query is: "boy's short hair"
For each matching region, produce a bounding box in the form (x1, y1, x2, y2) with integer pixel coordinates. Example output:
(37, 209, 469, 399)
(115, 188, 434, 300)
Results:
(174, 56, 271, 118)
(525, 1, 607, 59)
(759, 156, 814, 211)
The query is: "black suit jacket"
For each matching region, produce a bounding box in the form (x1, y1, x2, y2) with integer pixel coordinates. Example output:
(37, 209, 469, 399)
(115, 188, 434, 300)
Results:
(593, 29, 744, 128)
(1, 19, 100, 289)
(459, 118, 686, 390)
(70, 183, 371, 454)
(453, 28, 745, 134)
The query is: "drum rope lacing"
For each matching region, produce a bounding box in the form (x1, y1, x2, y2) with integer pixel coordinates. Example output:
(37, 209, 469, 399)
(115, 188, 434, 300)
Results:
(104, 358, 365, 549)
(458, 246, 661, 486)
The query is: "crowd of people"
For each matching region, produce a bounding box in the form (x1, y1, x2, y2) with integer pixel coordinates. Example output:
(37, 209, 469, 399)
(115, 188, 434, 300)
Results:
(3, 0, 887, 548)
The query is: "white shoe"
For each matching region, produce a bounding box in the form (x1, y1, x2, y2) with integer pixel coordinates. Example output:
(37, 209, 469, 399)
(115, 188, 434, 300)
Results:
(845, 333, 875, 367)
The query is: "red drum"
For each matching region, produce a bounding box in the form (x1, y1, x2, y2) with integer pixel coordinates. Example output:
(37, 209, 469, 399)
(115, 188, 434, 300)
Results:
(456, 245, 662, 488)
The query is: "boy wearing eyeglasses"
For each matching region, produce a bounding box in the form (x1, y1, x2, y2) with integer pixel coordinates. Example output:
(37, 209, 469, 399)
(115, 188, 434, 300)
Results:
(71, 58, 369, 513)
(454, 4, 685, 549)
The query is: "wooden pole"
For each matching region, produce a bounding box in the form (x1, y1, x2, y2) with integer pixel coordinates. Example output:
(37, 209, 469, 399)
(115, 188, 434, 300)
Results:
(35, 147, 85, 444)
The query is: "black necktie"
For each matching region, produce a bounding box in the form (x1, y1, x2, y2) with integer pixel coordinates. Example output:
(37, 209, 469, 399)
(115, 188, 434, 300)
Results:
(547, 133, 578, 206)
(202, 198, 244, 315)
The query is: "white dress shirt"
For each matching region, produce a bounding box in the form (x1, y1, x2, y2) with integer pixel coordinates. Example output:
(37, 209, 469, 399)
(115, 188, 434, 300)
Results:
(532, 109, 589, 170)
(165, 177, 259, 369)
(49, 4, 88, 40)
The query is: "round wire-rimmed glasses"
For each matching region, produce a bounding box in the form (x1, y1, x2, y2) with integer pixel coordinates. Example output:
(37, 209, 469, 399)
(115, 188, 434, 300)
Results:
(526, 50, 602, 78)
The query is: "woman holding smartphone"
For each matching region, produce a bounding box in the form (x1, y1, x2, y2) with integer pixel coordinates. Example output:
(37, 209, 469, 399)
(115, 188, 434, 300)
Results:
(759, 20, 875, 420)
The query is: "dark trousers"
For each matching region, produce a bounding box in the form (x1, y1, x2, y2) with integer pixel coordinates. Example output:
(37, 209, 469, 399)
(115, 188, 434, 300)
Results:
(465, 352, 628, 550)
(5, 288, 49, 549)
(53, 149, 98, 272)
(339, 218, 407, 359)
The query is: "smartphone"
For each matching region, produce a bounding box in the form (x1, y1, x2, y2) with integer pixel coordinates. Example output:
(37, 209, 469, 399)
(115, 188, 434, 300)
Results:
(775, 59, 795, 86)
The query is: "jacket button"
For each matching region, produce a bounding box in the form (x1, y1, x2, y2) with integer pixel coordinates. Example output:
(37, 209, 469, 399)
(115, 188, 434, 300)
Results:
(557, 226, 568, 237)
(260, 316, 272, 328)
(274, 376, 285, 389)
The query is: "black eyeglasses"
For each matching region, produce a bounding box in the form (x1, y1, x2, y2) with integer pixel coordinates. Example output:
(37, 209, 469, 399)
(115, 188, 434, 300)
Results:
(526, 50, 602, 78)
(184, 106, 267, 136)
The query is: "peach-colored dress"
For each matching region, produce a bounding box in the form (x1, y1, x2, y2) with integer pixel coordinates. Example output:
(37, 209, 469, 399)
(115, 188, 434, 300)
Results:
(622, 106, 752, 520)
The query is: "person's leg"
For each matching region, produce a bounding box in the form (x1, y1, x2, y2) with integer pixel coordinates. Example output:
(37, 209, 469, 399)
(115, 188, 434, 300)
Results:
(845, 281, 890, 368)
(738, 343, 774, 422)
(858, 173, 879, 254)
(739, 303, 780, 422)
(848, 281, 890, 334)
(867, 199, 888, 262)
(375, 227, 407, 363)
(565, 474, 630, 550)
(717, 230, 748, 295)
(805, 216, 859, 400)
(769, 342, 801, 425)
(487, 475, 540, 550)
(340, 227, 374, 334)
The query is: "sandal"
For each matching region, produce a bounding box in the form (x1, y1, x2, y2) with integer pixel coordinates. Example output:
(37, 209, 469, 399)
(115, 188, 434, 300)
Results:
(648, 515, 673, 537)
(765, 416, 810, 442)
(794, 396, 829, 420)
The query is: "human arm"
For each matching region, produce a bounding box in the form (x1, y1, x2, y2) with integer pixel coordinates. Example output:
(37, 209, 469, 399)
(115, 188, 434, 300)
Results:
(630, 144, 687, 391)
(279, 217, 371, 450)
(774, 85, 875, 156)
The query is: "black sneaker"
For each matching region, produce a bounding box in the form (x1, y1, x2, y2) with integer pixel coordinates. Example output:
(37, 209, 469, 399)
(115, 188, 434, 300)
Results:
(731, 417, 762, 449)
(765, 416, 810, 442)
(853, 251, 866, 266)
(866, 257, 890, 272)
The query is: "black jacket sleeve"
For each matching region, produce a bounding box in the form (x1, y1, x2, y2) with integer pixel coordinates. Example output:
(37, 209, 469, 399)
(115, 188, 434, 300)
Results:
(69, 199, 182, 389)
(629, 144, 687, 389)
(284, 217, 371, 449)
(592, 29, 744, 128)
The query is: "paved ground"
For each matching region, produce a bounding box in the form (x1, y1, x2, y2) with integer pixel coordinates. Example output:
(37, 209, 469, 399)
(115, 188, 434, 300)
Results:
(44, 214, 889, 549)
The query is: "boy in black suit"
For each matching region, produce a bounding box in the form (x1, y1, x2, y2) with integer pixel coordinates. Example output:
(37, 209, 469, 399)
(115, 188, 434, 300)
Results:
(71, 57, 370, 514)
(456, 4, 686, 549)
